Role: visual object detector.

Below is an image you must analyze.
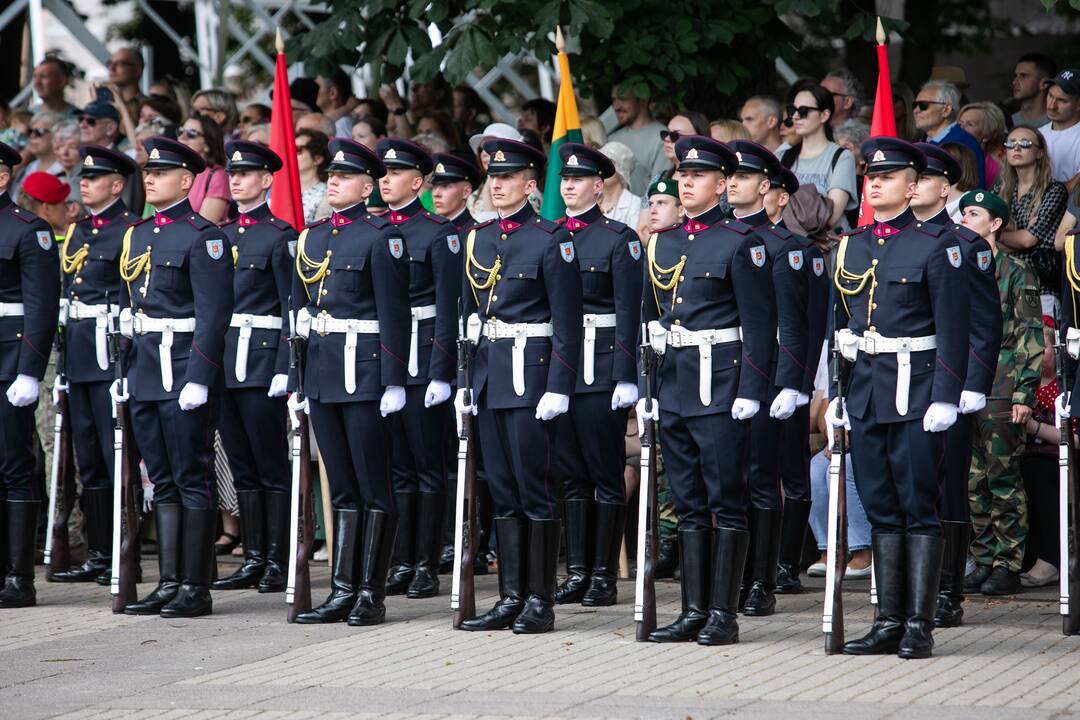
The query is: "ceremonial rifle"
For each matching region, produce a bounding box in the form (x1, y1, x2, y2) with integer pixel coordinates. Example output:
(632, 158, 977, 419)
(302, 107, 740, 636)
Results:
(285, 297, 315, 622)
(106, 291, 140, 612)
(822, 323, 848, 653)
(451, 300, 477, 628)
(1055, 306, 1080, 635)
(44, 311, 76, 580)
(634, 322, 659, 641)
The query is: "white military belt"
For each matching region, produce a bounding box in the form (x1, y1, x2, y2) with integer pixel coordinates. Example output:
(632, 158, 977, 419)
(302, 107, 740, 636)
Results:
(581, 313, 616, 386)
(295, 307, 380, 395)
(0, 302, 25, 318)
(835, 328, 937, 416)
(65, 301, 118, 371)
(482, 318, 554, 397)
(665, 324, 742, 406)
(407, 304, 438, 378)
(118, 311, 197, 393)
(229, 313, 284, 383)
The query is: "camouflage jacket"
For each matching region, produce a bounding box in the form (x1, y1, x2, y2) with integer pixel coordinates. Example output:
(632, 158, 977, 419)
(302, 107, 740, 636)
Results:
(989, 253, 1044, 407)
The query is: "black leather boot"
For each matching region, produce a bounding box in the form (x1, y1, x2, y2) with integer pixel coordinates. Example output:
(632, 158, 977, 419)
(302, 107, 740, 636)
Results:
(0, 500, 39, 608)
(776, 498, 811, 594)
(654, 534, 678, 579)
(698, 528, 749, 646)
(743, 508, 781, 616)
(212, 491, 266, 590)
(348, 509, 397, 626)
(385, 492, 416, 595)
(461, 517, 526, 631)
(407, 493, 444, 598)
(124, 504, 182, 615)
(259, 491, 289, 593)
(52, 488, 112, 583)
(582, 502, 625, 607)
(843, 533, 906, 654)
(898, 533, 944, 659)
(161, 508, 216, 618)
(554, 498, 591, 604)
(934, 520, 969, 628)
(0, 499, 7, 588)
(513, 518, 561, 634)
(648, 529, 710, 642)
(295, 508, 360, 623)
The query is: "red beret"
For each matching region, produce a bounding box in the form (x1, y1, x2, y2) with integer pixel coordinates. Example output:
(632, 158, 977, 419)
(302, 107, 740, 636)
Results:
(22, 171, 70, 204)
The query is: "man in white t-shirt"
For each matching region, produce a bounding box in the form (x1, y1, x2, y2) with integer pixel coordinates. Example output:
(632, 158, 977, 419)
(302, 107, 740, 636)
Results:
(1042, 70, 1080, 186)
(608, 83, 671, 195)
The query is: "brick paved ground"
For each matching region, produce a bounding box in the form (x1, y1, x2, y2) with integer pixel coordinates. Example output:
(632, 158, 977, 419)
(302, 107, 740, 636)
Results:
(1, 559, 1079, 720)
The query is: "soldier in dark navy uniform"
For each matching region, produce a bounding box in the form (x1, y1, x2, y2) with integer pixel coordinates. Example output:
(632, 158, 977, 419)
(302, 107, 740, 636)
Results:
(0, 141, 60, 609)
(724, 140, 810, 617)
(910, 143, 1000, 626)
(50, 145, 139, 584)
(117, 137, 234, 618)
(210, 141, 295, 594)
(455, 139, 583, 634)
(638, 135, 776, 645)
(759, 166, 831, 596)
(289, 138, 410, 626)
(549, 142, 641, 607)
(830, 138, 970, 659)
(431, 151, 482, 232)
(375, 138, 461, 600)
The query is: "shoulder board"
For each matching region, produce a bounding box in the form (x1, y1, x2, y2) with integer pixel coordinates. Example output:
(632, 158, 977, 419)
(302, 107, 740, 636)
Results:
(304, 217, 330, 230)
(598, 217, 630, 234)
(657, 223, 681, 234)
(472, 217, 497, 231)
(950, 223, 982, 242)
(186, 214, 216, 231)
(719, 218, 751, 235)
(7, 205, 37, 224)
(913, 222, 945, 237)
(848, 223, 873, 236)
(532, 217, 560, 234)
(420, 211, 452, 226)
(362, 213, 390, 229)
(219, 218, 239, 228)
(129, 215, 153, 229)
(763, 223, 794, 240)
(266, 216, 293, 231)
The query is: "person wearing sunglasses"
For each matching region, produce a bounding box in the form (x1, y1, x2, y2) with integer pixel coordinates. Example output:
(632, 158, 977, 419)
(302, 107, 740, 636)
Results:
(106, 47, 145, 106)
(177, 114, 230, 224)
(913, 80, 985, 188)
(820, 69, 863, 129)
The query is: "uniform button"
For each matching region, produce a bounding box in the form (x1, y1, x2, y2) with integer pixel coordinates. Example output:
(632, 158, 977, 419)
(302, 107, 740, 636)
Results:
(518, 273, 523, 278)
(153, 227, 160, 234)
(261, 341, 267, 346)
(326, 250, 332, 256)
(680, 255, 687, 261)
(916, 223, 922, 228)
(869, 325, 876, 332)
(500, 234, 508, 241)
(75, 277, 83, 284)
(491, 295, 498, 302)
(871, 259, 878, 265)
(872, 303, 878, 309)
(146, 245, 152, 251)
(589, 266, 595, 271)
(16, 332, 21, 338)
(676, 297, 683, 304)
(877, 239, 885, 245)
(901, 278, 907, 283)
(249, 263, 254, 268)
(345, 265, 351, 270)
(688, 234, 695, 241)
(326, 270, 332, 275)
(674, 319, 681, 326)
(83, 243, 89, 249)
(321, 289, 328, 295)
(872, 281, 878, 288)
(409, 256, 413, 261)
(496, 274, 502, 280)
(91, 229, 98, 235)
(166, 261, 171, 266)
(678, 276, 685, 282)
(705, 272, 711, 277)
(331, 229, 338, 235)
(238, 227, 245, 234)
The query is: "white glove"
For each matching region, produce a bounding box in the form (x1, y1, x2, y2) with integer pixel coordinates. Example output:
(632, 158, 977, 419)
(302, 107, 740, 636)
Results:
(731, 398, 760, 421)
(177, 382, 208, 411)
(611, 381, 639, 410)
(455, 387, 477, 416)
(795, 391, 810, 407)
(52, 375, 69, 406)
(826, 397, 850, 429)
(635, 396, 659, 437)
(267, 373, 289, 398)
(1057, 392, 1071, 421)
(958, 390, 986, 415)
(380, 385, 406, 417)
(287, 391, 309, 415)
(110, 377, 129, 405)
(922, 401, 959, 433)
(769, 388, 799, 420)
(534, 392, 570, 421)
(6, 374, 38, 407)
(424, 380, 452, 408)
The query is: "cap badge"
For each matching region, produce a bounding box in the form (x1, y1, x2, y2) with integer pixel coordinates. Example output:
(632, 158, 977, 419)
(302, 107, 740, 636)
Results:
(735, 151, 743, 162)
(83, 155, 94, 167)
(975, 192, 985, 202)
(333, 150, 345, 162)
(231, 150, 243, 162)
(567, 154, 579, 166)
(384, 148, 397, 160)
(872, 149, 885, 162)
(149, 148, 161, 160)
(493, 150, 506, 162)
(1063, 71, 1074, 80)
(657, 182, 666, 192)
(686, 148, 699, 160)
(435, 162, 445, 174)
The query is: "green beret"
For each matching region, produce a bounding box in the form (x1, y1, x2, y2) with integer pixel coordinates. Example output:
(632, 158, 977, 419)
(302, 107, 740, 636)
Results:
(648, 178, 679, 200)
(959, 190, 1009, 221)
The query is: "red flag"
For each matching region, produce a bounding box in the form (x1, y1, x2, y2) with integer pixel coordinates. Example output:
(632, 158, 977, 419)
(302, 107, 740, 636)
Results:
(857, 19, 897, 226)
(269, 31, 303, 230)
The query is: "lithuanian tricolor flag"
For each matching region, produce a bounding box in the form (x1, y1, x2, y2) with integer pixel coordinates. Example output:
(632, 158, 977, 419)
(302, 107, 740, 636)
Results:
(541, 27, 583, 220)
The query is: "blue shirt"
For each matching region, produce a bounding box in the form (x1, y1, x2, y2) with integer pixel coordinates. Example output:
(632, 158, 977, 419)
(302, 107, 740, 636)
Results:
(928, 123, 986, 189)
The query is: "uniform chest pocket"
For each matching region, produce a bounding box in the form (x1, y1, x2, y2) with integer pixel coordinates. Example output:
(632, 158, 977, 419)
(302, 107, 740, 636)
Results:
(504, 264, 540, 290)
(580, 256, 611, 295)
(331, 254, 367, 292)
(883, 267, 924, 307)
(83, 246, 121, 282)
(152, 251, 188, 290)
(408, 245, 431, 285)
(691, 262, 728, 301)
(236, 253, 269, 291)
(0, 244, 16, 265)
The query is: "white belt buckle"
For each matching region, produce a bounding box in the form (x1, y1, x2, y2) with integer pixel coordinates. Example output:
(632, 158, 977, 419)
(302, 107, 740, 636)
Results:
(864, 333, 877, 356)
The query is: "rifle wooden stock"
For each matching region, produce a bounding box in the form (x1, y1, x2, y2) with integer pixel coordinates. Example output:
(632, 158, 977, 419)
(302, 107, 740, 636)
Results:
(822, 425, 848, 653)
(110, 401, 140, 612)
(286, 411, 314, 622)
(634, 413, 658, 641)
(44, 390, 75, 580)
(451, 411, 477, 629)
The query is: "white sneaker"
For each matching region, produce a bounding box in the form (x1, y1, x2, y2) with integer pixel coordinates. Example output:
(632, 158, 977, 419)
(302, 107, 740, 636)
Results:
(807, 561, 826, 577)
(313, 545, 328, 562)
(1020, 559, 1058, 588)
(845, 563, 872, 579)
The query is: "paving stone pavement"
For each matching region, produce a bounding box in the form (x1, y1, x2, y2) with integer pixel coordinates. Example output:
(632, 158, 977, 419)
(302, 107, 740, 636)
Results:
(2, 559, 1079, 720)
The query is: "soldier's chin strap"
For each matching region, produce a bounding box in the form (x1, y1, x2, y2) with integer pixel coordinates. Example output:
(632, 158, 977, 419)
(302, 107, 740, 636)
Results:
(833, 234, 877, 326)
